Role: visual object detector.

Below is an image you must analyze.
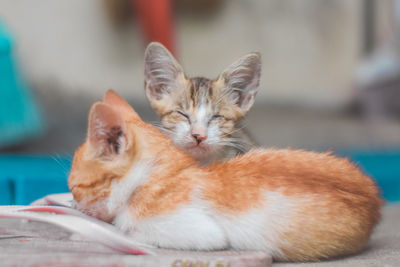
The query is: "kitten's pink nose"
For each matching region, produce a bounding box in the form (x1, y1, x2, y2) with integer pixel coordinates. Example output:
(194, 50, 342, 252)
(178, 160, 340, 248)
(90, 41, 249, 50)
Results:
(192, 133, 207, 144)
(191, 127, 207, 145)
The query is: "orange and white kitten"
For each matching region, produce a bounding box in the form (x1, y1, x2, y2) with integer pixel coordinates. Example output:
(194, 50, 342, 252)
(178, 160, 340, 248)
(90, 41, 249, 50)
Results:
(144, 42, 259, 165)
(68, 90, 382, 262)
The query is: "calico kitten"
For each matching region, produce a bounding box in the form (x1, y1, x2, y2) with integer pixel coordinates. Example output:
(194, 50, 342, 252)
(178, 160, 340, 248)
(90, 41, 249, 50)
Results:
(144, 42, 260, 165)
(69, 90, 382, 262)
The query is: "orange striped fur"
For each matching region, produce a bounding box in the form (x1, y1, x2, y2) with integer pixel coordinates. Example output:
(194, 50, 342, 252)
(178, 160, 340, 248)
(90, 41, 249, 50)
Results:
(68, 90, 382, 262)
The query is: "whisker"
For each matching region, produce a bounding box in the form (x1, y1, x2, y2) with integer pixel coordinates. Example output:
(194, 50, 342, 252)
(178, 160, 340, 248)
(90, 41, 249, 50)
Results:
(51, 154, 71, 176)
(222, 126, 247, 136)
(219, 143, 247, 152)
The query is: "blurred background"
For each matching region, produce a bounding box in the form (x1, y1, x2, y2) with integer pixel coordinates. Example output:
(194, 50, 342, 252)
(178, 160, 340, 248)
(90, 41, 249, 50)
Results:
(0, 0, 399, 204)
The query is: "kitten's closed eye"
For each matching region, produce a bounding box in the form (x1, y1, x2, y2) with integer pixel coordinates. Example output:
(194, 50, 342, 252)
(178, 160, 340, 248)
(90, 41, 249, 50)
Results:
(211, 115, 223, 120)
(209, 115, 223, 124)
(176, 111, 191, 123)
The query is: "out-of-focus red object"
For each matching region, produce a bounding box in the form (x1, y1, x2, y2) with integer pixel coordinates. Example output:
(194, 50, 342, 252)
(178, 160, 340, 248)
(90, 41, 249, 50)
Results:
(133, 0, 176, 57)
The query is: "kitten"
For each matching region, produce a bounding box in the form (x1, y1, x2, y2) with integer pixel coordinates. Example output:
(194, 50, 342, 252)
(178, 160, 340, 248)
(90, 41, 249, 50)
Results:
(144, 42, 260, 165)
(68, 90, 382, 262)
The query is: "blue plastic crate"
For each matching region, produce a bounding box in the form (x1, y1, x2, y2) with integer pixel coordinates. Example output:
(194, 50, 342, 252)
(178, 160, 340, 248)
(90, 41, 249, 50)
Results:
(0, 156, 71, 205)
(0, 177, 13, 205)
(339, 149, 400, 202)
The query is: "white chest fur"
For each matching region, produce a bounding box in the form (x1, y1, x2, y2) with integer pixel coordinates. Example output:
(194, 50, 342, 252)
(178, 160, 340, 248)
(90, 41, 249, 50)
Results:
(106, 160, 154, 216)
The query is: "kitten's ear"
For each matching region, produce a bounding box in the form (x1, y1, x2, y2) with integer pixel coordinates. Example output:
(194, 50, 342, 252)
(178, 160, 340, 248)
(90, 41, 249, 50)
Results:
(103, 89, 140, 120)
(218, 53, 261, 112)
(144, 42, 186, 110)
(87, 102, 129, 159)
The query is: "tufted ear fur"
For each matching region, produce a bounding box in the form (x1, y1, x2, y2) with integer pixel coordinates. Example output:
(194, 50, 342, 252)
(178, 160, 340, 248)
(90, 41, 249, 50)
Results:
(144, 42, 187, 113)
(87, 102, 128, 159)
(218, 53, 261, 113)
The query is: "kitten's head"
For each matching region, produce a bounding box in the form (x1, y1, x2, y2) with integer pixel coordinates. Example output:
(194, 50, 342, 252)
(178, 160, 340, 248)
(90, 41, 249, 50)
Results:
(144, 42, 261, 162)
(68, 90, 187, 220)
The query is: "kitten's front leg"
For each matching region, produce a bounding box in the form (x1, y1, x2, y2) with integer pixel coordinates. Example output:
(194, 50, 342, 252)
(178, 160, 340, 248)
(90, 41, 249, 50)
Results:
(74, 197, 115, 223)
(70, 184, 118, 223)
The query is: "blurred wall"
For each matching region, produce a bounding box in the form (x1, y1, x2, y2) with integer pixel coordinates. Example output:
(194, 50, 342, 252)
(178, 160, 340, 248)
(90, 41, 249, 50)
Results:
(0, 0, 362, 109)
(178, 0, 363, 109)
(0, 0, 144, 97)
